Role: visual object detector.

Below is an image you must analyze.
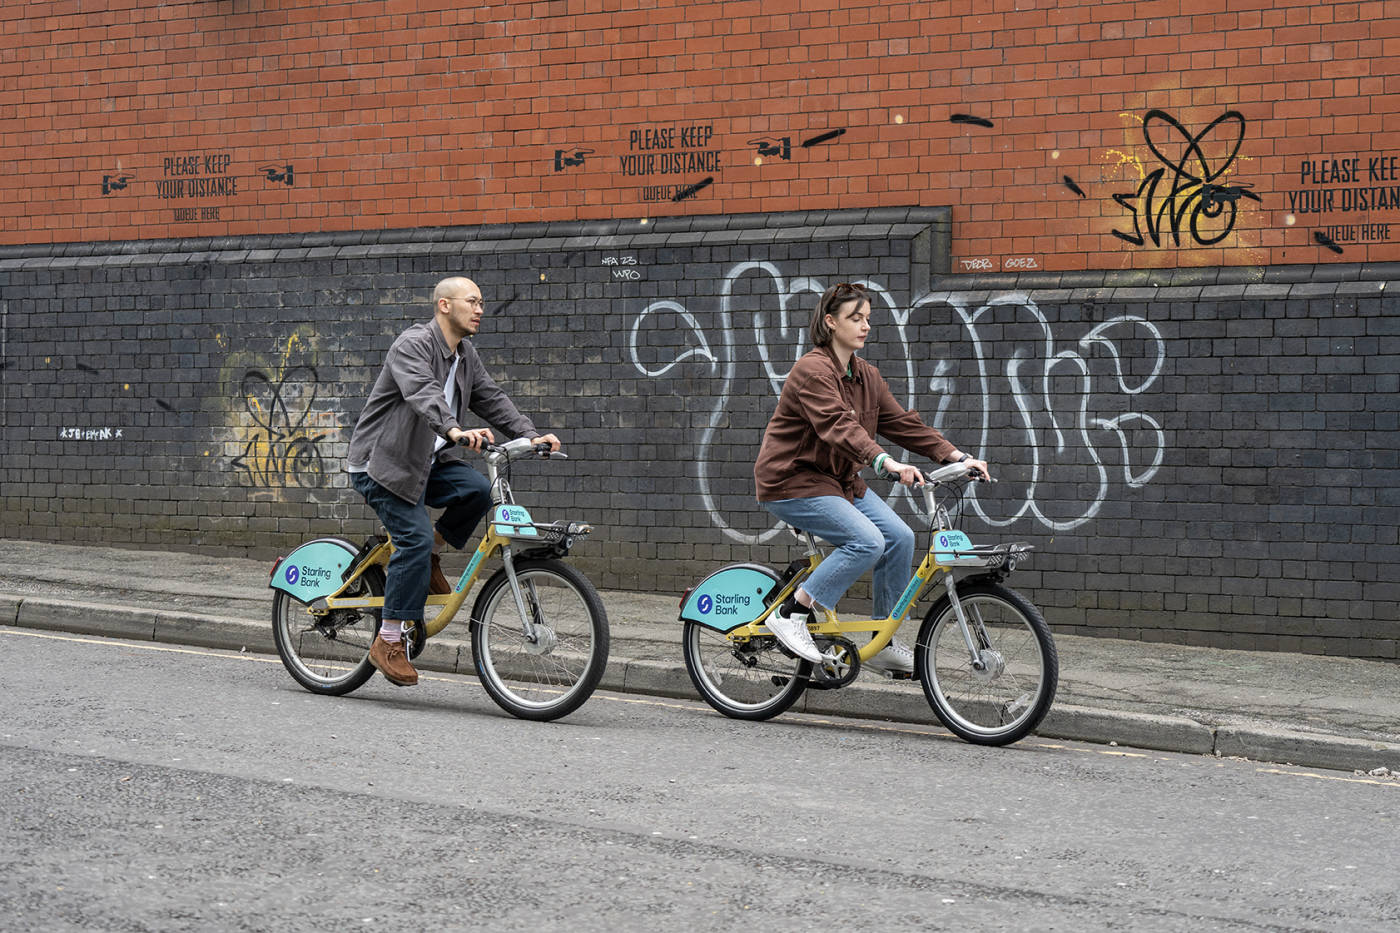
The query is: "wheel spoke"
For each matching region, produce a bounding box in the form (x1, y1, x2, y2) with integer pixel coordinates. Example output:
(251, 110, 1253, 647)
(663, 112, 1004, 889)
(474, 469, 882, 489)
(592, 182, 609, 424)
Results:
(683, 622, 806, 720)
(472, 561, 608, 720)
(918, 583, 1058, 745)
(272, 553, 382, 697)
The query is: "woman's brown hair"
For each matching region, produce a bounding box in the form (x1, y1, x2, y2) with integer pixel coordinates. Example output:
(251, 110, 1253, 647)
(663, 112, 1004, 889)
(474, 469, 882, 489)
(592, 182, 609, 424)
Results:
(809, 282, 870, 347)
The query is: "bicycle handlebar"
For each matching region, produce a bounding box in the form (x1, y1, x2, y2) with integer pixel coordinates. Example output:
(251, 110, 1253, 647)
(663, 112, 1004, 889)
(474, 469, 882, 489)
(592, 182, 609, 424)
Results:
(882, 460, 990, 486)
(467, 435, 567, 462)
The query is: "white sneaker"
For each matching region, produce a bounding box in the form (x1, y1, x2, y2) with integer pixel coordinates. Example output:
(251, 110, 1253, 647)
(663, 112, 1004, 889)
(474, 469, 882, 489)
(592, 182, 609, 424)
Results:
(765, 605, 825, 663)
(866, 636, 915, 674)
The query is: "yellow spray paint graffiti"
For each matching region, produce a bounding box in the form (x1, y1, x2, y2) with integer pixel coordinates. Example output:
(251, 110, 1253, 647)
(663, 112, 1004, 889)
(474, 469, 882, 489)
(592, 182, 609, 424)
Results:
(217, 332, 341, 495)
(1100, 109, 1261, 250)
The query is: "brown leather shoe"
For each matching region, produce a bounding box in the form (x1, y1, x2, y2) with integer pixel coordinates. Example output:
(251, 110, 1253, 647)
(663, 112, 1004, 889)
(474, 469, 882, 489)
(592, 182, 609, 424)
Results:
(429, 553, 451, 595)
(369, 635, 418, 686)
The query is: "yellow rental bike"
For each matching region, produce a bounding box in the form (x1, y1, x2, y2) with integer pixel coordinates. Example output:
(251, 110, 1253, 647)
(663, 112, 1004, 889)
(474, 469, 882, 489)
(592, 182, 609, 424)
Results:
(679, 462, 1058, 746)
(269, 437, 609, 721)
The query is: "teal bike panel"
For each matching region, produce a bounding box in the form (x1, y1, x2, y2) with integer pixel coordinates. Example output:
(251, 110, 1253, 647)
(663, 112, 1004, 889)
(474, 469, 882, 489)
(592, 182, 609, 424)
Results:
(680, 563, 779, 633)
(269, 538, 357, 604)
(933, 529, 975, 563)
(493, 503, 539, 537)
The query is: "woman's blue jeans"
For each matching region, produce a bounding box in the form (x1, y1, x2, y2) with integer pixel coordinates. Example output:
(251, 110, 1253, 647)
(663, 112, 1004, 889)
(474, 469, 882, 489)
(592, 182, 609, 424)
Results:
(762, 490, 916, 619)
(351, 461, 492, 622)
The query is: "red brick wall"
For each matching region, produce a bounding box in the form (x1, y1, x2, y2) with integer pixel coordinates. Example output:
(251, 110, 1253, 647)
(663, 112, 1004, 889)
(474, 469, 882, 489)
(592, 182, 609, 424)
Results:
(4, 0, 1398, 270)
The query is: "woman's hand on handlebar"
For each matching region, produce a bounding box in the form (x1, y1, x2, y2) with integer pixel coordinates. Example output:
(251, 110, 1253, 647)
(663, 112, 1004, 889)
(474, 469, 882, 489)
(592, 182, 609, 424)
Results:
(449, 427, 495, 451)
(883, 458, 925, 487)
(963, 457, 992, 481)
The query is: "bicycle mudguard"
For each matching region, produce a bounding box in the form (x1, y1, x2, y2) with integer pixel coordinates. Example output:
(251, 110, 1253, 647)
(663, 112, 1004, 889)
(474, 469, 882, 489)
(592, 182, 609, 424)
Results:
(269, 537, 358, 605)
(679, 563, 779, 633)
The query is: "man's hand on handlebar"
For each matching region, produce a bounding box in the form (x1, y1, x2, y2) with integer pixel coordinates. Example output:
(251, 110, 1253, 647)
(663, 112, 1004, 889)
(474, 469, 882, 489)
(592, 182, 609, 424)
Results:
(531, 433, 562, 453)
(448, 427, 495, 451)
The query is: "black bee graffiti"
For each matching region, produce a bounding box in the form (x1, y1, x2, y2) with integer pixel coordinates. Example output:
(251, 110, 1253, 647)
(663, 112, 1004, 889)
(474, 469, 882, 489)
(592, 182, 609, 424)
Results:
(1112, 110, 1260, 248)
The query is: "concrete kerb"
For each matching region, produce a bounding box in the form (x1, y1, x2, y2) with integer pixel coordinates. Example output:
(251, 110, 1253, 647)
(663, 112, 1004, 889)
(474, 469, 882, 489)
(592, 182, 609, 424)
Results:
(1038, 705, 1216, 757)
(16, 596, 157, 642)
(152, 612, 277, 655)
(1214, 725, 1400, 776)
(7, 597, 1399, 775)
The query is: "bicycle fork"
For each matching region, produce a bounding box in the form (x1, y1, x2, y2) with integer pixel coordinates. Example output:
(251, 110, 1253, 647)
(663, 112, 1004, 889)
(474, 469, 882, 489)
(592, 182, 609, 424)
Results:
(500, 546, 542, 640)
(943, 574, 991, 671)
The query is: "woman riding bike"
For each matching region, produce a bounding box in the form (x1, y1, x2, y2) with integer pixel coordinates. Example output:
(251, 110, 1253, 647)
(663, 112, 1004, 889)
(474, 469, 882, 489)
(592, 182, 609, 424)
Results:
(753, 281, 991, 670)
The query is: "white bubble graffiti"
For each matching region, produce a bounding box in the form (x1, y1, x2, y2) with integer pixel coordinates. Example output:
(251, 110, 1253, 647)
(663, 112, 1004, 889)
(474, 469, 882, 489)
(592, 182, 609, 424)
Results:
(628, 264, 1167, 541)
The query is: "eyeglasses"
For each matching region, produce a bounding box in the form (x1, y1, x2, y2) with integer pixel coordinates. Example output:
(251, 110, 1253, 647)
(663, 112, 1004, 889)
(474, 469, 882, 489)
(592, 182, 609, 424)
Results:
(453, 296, 485, 310)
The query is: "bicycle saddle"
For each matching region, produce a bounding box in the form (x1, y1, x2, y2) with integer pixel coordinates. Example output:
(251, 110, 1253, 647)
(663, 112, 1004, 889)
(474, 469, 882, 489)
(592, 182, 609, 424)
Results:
(784, 524, 834, 546)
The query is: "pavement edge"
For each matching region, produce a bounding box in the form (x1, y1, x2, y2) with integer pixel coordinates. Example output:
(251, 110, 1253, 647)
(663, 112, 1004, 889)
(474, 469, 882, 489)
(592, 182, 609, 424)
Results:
(6, 595, 1398, 776)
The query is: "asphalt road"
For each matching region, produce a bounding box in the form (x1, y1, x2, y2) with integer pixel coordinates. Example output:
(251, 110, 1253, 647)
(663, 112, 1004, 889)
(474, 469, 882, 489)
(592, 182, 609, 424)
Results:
(2, 626, 1397, 932)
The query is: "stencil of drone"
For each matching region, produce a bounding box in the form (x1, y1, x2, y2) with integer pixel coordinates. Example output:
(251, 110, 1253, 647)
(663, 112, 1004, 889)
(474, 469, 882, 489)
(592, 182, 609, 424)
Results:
(101, 172, 135, 195)
(259, 164, 295, 186)
(748, 137, 792, 160)
(553, 148, 594, 171)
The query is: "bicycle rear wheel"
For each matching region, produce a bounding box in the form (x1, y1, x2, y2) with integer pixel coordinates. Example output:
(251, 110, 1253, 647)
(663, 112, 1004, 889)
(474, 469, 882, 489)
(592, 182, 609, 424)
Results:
(470, 559, 609, 721)
(683, 621, 809, 721)
(272, 564, 384, 696)
(916, 580, 1058, 746)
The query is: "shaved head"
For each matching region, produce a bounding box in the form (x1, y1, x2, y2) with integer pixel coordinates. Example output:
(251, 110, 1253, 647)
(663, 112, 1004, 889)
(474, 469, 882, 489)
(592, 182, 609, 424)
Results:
(433, 276, 478, 304)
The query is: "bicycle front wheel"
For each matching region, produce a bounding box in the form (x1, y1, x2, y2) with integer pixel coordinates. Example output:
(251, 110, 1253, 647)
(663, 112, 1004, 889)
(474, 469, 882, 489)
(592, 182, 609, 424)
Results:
(272, 565, 384, 696)
(682, 621, 808, 721)
(916, 580, 1058, 746)
(470, 559, 609, 721)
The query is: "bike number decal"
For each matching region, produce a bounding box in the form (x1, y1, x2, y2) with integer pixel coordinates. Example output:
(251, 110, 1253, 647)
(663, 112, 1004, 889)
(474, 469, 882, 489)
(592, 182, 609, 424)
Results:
(934, 530, 974, 563)
(493, 504, 537, 537)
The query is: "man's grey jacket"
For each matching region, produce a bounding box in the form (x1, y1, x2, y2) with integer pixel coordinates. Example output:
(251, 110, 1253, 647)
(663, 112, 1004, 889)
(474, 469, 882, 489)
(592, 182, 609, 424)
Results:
(346, 319, 538, 504)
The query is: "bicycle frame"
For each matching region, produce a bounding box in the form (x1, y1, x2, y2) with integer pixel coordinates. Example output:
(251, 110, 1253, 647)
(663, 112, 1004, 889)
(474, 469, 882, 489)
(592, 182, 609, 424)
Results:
(311, 439, 591, 641)
(726, 467, 1032, 668)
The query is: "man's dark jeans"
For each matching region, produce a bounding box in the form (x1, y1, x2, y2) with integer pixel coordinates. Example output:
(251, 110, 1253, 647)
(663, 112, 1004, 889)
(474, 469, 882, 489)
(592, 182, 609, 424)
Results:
(351, 461, 492, 622)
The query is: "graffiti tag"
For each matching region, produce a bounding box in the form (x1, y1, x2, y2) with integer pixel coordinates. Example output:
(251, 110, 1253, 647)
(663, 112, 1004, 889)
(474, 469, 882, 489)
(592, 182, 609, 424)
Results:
(628, 263, 1167, 543)
(1111, 110, 1260, 248)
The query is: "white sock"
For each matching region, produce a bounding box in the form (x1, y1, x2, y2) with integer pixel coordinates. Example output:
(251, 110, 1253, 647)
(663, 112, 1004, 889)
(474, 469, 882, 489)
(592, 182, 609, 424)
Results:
(379, 621, 403, 643)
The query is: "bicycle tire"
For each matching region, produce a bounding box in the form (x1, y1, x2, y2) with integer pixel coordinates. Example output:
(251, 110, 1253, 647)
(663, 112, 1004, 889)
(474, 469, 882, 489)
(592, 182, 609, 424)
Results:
(915, 580, 1058, 746)
(681, 563, 808, 720)
(272, 556, 384, 697)
(470, 558, 609, 721)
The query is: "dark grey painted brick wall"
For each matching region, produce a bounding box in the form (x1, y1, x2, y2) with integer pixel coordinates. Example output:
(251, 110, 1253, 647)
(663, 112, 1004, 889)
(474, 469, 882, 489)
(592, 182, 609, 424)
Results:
(2, 209, 1397, 659)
